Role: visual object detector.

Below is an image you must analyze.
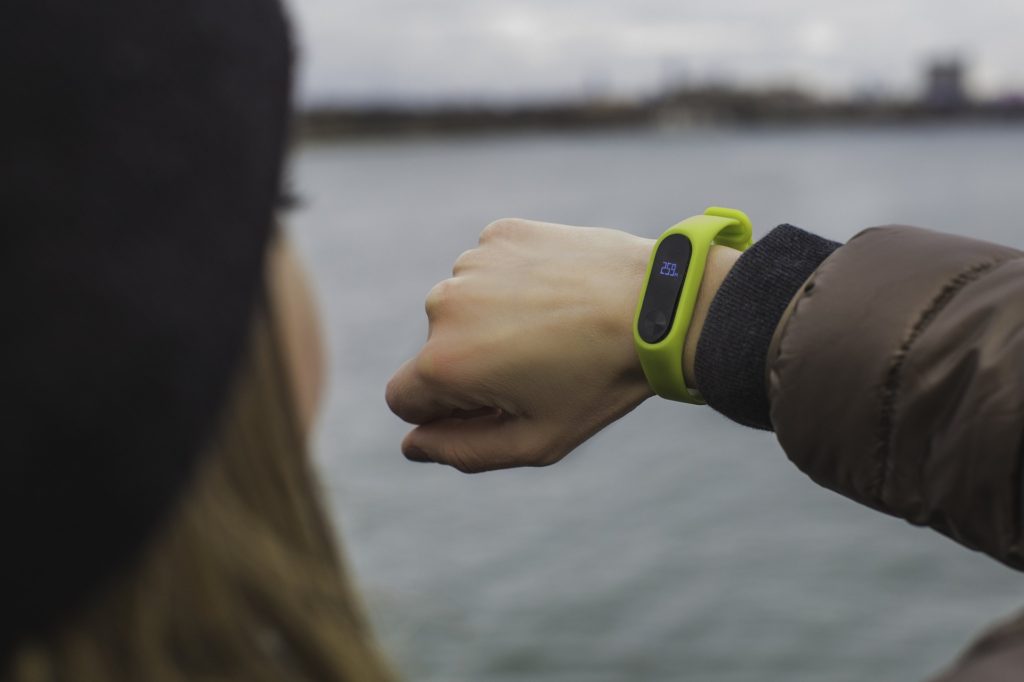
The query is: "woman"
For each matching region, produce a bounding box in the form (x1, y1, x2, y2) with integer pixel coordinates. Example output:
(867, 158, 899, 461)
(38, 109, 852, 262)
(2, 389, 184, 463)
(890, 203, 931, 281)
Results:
(2, 1, 392, 679)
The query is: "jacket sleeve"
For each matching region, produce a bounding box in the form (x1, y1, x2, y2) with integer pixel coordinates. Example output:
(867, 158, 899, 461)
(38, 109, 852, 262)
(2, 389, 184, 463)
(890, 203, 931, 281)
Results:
(695, 224, 1024, 570)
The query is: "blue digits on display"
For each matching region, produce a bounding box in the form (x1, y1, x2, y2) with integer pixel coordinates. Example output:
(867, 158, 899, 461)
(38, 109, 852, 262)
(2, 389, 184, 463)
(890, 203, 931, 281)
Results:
(659, 261, 680, 277)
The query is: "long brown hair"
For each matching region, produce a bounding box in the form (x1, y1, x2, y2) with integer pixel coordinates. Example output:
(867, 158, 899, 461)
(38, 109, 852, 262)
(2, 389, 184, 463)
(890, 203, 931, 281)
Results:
(6, 290, 395, 681)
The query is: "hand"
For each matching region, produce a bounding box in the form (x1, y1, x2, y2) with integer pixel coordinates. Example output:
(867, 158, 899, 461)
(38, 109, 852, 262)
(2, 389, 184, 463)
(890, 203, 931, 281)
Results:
(386, 218, 656, 473)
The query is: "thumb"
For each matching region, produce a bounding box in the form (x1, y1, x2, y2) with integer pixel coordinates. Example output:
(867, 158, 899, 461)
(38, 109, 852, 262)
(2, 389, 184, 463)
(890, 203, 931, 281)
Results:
(401, 414, 554, 473)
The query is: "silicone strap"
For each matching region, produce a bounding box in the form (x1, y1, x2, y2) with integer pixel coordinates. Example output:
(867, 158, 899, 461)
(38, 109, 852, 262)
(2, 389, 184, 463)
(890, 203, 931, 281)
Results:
(633, 207, 753, 403)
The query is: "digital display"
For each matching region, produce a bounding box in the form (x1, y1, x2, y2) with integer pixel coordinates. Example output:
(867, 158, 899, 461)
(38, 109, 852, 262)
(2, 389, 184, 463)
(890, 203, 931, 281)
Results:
(637, 234, 692, 344)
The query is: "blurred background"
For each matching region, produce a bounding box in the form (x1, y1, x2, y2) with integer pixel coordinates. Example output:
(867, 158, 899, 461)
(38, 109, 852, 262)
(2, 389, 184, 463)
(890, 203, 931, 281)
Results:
(282, 2, 1024, 680)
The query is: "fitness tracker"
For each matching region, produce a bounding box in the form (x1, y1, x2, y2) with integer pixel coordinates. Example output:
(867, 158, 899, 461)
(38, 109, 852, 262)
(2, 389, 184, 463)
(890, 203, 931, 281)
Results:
(633, 207, 753, 403)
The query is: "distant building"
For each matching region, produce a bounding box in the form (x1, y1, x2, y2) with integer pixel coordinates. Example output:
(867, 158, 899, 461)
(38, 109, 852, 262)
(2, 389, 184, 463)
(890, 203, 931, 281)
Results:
(923, 58, 969, 110)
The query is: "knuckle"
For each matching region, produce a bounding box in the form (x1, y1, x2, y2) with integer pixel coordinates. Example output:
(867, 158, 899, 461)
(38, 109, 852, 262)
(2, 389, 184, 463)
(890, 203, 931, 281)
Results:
(414, 345, 452, 386)
(451, 248, 478, 275)
(384, 377, 399, 410)
(479, 218, 522, 244)
(384, 376, 406, 414)
(424, 278, 456, 320)
(385, 373, 421, 421)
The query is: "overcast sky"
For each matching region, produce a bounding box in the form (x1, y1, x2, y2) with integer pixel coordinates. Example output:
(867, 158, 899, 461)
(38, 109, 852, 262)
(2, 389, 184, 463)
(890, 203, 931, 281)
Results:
(286, 0, 1024, 105)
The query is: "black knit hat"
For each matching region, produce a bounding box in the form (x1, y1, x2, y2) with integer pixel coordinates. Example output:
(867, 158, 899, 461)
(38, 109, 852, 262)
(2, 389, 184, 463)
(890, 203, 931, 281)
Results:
(0, 0, 292, 653)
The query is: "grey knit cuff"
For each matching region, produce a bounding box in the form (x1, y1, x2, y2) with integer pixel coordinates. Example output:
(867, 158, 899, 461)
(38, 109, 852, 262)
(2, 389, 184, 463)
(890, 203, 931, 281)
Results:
(694, 224, 841, 431)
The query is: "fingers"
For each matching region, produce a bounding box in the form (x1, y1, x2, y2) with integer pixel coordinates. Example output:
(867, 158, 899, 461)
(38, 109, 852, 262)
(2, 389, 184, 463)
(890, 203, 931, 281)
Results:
(401, 414, 557, 473)
(386, 354, 459, 424)
(389, 216, 548, 431)
(387, 341, 499, 425)
(424, 278, 455, 338)
(478, 218, 521, 245)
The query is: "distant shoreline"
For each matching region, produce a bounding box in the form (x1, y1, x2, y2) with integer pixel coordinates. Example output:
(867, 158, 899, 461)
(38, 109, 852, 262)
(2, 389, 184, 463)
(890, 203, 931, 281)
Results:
(296, 89, 1024, 140)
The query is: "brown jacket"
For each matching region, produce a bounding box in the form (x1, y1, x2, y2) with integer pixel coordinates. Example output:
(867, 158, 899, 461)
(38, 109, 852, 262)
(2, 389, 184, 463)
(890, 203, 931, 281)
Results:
(767, 226, 1024, 680)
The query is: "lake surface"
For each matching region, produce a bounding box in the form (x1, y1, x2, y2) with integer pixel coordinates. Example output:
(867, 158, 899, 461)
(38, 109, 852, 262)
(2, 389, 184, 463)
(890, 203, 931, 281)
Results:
(287, 124, 1024, 682)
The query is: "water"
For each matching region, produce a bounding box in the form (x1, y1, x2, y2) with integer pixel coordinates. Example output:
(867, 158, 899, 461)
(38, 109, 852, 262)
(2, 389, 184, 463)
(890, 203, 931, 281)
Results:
(287, 124, 1024, 682)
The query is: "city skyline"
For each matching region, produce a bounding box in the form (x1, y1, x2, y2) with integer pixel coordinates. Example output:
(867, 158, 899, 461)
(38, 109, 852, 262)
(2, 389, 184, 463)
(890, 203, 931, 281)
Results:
(287, 0, 1024, 106)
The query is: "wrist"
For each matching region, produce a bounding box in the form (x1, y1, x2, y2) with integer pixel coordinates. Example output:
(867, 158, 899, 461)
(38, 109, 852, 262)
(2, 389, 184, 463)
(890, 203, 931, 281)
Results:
(633, 209, 753, 403)
(682, 245, 741, 389)
(624, 239, 740, 398)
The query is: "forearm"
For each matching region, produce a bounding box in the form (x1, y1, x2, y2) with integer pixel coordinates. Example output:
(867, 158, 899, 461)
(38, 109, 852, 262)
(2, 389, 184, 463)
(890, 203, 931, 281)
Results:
(390, 214, 1024, 572)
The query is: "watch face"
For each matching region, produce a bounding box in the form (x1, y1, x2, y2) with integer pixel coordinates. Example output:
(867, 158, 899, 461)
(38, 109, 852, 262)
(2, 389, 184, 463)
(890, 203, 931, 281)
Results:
(637, 233, 693, 344)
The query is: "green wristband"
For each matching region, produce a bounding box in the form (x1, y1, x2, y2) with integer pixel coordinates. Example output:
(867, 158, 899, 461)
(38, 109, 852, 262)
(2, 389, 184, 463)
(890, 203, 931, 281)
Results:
(633, 207, 753, 403)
